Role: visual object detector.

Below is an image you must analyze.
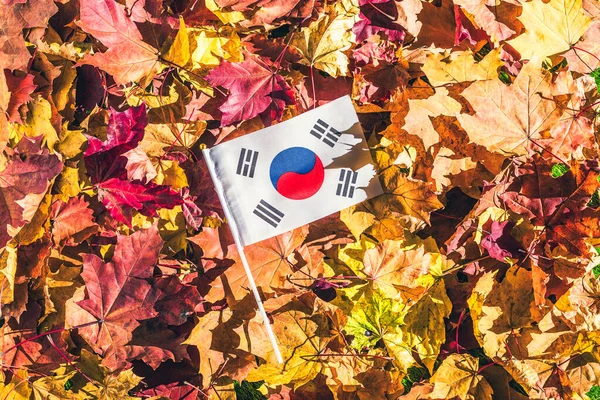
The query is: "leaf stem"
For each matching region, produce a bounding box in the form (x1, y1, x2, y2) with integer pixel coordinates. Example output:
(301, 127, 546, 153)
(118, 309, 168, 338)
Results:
(158, 107, 199, 163)
(313, 353, 393, 360)
(476, 361, 497, 374)
(2, 320, 101, 356)
(46, 336, 97, 387)
(575, 100, 600, 119)
(572, 46, 600, 64)
(274, 32, 296, 73)
(2, 376, 29, 400)
(183, 380, 209, 398)
(456, 309, 466, 355)
(527, 137, 569, 165)
(310, 65, 317, 110)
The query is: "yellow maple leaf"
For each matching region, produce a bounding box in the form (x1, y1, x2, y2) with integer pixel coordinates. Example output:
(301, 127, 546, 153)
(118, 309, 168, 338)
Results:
(422, 47, 503, 87)
(162, 17, 191, 68)
(402, 87, 462, 150)
(190, 27, 243, 68)
(291, 9, 356, 78)
(0, 244, 17, 305)
(0, 369, 31, 398)
(140, 122, 205, 158)
(9, 95, 60, 151)
(508, 0, 592, 59)
(246, 296, 332, 388)
(430, 353, 494, 399)
(468, 266, 534, 358)
(404, 279, 452, 373)
(183, 310, 230, 388)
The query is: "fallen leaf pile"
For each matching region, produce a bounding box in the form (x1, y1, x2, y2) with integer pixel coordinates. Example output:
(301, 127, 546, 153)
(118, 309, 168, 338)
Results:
(2, 0, 600, 398)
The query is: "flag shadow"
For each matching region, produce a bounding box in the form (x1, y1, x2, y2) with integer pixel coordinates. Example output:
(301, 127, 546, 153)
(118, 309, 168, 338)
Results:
(322, 121, 380, 197)
(324, 122, 372, 171)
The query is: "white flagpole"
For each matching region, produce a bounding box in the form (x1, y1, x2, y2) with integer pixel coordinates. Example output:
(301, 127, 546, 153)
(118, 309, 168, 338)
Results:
(233, 241, 284, 364)
(202, 150, 284, 364)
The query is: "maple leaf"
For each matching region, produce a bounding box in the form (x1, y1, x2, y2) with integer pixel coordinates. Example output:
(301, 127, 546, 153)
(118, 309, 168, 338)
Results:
(0, 145, 62, 248)
(402, 87, 462, 150)
(67, 350, 145, 399)
(189, 26, 243, 68)
(564, 21, 600, 73)
(246, 294, 333, 387)
(454, 0, 517, 44)
(141, 121, 206, 158)
(5, 71, 37, 123)
(154, 276, 203, 326)
(421, 48, 503, 87)
(403, 279, 452, 373)
(96, 177, 183, 226)
(356, 240, 429, 299)
(291, 9, 356, 78)
(67, 226, 163, 369)
(162, 17, 191, 68)
(457, 58, 566, 157)
(84, 105, 184, 225)
(123, 147, 157, 182)
(500, 158, 600, 257)
(188, 225, 233, 259)
(480, 221, 522, 261)
(77, 0, 162, 84)
(2, 302, 67, 375)
(430, 353, 494, 399)
(207, 226, 308, 301)
(206, 54, 295, 126)
(183, 309, 228, 388)
(508, 0, 592, 59)
(84, 104, 148, 183)
(367, 166, 443, 230)
(50, 196, 98, 246)
(345, 289, 415, 371)
(468, 267, 534, 357)
(353, 0, 407, 42)
(358, 60, 410, 104)
(10, 95, 61, 150)
(0, 0, 58, 70)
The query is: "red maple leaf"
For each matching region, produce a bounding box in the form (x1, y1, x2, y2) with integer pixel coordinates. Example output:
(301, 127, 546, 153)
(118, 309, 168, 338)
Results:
(50, 196, 98, 246)
(481, 221, 522, 261)
(71, 226, 164, 370)
(84, 104, 148, 184)
(84, 104, 183, 226)
(97, 178, 182, 227)
(353, 0, 406, 42)
(4, 71, 36, 123)
(206, 54, 295, 126)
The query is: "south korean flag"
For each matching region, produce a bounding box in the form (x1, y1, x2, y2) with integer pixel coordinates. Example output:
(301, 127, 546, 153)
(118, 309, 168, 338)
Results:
(203, 96, 384, 246)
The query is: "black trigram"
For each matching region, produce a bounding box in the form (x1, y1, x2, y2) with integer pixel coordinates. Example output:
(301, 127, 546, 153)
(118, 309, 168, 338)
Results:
(253, 200, 284, 227)
(236, 148, 259, 178)
(336, 169, 358, 198)
(310, 119, 341, 147)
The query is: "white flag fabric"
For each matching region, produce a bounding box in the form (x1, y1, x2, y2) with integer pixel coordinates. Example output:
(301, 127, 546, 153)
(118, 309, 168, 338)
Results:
(203, 96, 383, 246)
